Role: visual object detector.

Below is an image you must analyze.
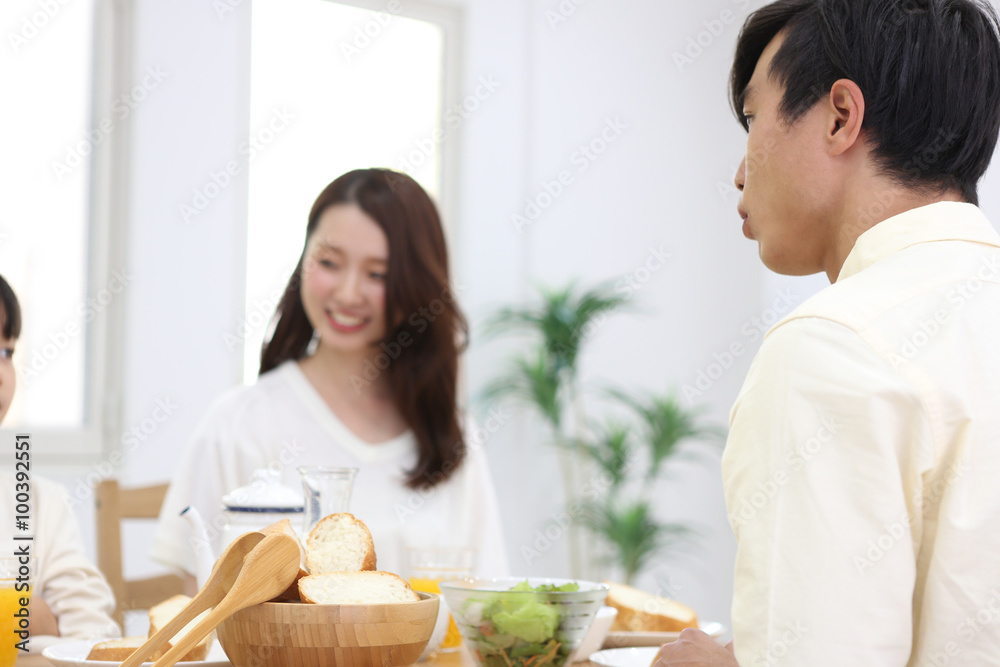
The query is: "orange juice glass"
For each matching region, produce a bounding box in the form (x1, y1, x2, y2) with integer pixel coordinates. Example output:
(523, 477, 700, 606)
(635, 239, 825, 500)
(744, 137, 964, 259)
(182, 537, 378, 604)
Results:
(1, 557, 32, 667)
(405, 548, 475, 653)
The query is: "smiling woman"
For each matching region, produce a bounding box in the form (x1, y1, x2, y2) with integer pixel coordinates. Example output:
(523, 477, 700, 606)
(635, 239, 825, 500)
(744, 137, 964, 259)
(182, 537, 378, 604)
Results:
(153, 169, 509, 586)
(241, 0, 455, 385)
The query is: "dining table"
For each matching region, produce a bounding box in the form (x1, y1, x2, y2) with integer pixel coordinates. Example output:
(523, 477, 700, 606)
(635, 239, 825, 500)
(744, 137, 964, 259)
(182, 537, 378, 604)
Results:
(423, 645, 605, 667)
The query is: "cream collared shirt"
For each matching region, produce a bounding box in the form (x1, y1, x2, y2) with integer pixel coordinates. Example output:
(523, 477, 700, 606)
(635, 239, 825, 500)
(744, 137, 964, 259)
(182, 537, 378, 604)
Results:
(723, 202, 1000, 666)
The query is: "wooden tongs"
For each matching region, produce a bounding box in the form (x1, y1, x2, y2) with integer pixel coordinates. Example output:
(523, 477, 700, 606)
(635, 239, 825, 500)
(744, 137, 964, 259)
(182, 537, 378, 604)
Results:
(119, 531, 301, 667)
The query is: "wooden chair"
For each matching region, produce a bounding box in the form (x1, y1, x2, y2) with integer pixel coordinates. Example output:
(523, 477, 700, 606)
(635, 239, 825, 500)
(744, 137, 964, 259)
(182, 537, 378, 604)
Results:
(95, 480, 186, 627)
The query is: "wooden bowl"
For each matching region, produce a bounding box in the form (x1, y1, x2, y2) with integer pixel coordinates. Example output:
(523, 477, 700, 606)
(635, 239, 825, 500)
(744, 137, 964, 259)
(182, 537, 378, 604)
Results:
(217, 592, 439, 667)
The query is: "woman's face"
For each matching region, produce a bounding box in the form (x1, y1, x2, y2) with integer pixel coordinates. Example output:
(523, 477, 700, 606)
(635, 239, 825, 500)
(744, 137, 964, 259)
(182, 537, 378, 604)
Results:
(0, 318, 16, 425)
(300, 203, 389, 356)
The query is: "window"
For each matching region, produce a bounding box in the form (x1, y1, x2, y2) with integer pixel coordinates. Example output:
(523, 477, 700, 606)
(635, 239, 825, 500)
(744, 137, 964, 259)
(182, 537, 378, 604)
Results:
(241, 0, 458, 382)
(0, 0, 124, 460)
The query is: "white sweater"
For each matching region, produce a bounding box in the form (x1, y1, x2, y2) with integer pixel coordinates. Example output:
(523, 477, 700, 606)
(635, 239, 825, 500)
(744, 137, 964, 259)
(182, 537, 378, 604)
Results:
(152, 361, 509, 579)
(0, 471, 119, 665)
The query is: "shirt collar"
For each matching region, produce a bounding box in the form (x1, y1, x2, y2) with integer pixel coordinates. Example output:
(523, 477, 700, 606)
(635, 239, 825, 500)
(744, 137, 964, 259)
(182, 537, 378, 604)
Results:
(837, 202, 1000, 282)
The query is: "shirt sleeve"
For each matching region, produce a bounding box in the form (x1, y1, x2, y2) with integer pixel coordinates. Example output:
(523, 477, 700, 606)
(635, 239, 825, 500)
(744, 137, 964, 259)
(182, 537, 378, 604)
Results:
(29, 479, 120, 654)
(723, 317, 930, 666)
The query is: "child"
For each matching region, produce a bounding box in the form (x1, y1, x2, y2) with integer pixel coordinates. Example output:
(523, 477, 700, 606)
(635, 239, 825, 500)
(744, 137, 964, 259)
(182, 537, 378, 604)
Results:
(0, 275, 120, 664)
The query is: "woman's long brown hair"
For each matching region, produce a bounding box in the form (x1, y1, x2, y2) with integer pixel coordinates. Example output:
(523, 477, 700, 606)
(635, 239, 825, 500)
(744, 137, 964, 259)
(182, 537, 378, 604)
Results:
(260, 169, 467, 490)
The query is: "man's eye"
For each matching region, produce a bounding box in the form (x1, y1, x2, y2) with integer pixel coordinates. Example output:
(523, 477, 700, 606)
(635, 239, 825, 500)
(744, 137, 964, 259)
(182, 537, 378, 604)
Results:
(0, 348, 14, 359)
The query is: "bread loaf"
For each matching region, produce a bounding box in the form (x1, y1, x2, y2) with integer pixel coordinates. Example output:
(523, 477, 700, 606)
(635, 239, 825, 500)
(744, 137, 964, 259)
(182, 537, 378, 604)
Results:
(148, 594, 215, 661)
(299, 571, 420, 604)
(605, 582, 698, 632)
(305, 512, 377, 574)
(86, 637, 157, 661)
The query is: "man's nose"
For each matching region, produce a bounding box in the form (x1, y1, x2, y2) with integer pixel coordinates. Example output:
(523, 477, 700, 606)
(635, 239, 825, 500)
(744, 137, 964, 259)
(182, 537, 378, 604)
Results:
(734, 157, 746, 191)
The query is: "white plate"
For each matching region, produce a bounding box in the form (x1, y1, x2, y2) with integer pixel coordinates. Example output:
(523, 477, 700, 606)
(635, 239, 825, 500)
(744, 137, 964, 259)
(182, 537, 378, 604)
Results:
(602, 621, 726, 649)
(590, 646, 661, 667)
(42, 639, 231, 666)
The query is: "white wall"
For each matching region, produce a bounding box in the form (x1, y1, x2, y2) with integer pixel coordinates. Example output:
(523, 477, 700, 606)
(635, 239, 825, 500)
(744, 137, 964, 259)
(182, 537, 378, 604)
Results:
(38, 0, 1000, 637)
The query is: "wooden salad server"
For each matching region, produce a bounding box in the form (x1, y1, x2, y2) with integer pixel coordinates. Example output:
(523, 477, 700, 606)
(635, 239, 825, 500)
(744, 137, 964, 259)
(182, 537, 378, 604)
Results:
(118, 531, 266, 667)
(150, 533, 301, 667)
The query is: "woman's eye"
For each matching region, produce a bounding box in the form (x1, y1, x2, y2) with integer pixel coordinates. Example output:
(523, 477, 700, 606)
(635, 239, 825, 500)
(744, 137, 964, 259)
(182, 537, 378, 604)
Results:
(319, 259, 339, 269)
(0, 348, 14, 359)
(369, 272, 387, 281)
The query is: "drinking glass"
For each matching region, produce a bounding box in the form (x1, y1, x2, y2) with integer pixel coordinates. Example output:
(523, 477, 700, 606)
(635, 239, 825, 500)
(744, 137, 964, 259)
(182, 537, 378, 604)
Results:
(298, 466, 358, 533)
(405, 547, 476, 653)
(1, 557, 32, 666)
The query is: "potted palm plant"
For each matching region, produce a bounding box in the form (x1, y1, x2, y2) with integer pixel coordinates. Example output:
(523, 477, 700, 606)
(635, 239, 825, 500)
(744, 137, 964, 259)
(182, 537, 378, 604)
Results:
(483, 282, 721, 584)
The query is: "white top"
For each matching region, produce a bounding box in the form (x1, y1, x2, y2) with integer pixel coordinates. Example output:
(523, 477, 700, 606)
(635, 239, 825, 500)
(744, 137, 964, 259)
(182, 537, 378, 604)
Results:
(152, 361, 509, 579)
(0, 472, 120, 665)
(723, 202, 1000, 666)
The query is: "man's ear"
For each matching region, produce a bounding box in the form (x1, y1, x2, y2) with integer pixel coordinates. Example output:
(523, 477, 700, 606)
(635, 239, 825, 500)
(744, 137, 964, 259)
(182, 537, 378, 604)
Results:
(826, 78, 865, 156)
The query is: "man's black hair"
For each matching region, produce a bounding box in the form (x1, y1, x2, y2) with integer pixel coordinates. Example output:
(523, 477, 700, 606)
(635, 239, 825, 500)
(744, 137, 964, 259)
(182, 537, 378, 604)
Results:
(0, 275, 21, 340)
(730, 0, 1000, 205)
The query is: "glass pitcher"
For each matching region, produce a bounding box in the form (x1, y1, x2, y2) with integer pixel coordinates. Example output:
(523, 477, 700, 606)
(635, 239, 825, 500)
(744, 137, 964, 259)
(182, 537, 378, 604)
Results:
(298, 466, 358, 533)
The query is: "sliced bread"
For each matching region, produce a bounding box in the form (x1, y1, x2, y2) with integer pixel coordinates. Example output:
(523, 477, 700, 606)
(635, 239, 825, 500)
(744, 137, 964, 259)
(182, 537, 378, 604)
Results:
(86, 637, 156, 661)
(604, 581, 698, 632)
(299, 571, 420, 604)
(305, 512, 377, 574)
(261, 518, 309, 600)
(149, 594, 215, 661)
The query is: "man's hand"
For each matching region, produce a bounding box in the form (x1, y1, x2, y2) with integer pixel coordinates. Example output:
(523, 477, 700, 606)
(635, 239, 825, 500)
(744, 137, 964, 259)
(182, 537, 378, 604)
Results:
(654, 629, 737, 666)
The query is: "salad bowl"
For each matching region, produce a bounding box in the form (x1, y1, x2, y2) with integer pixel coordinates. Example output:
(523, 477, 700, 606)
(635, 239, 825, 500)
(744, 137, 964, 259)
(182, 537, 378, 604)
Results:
(439, 577, 609, 667)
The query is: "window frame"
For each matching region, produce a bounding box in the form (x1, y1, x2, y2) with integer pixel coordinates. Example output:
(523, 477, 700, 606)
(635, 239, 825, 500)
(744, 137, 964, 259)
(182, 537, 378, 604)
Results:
(24, 0, 130, 466)
(321, 0, 464, 235)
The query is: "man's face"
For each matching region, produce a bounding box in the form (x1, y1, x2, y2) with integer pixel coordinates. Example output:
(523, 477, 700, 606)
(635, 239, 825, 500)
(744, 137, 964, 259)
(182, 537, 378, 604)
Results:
(734, 32, 837, 276)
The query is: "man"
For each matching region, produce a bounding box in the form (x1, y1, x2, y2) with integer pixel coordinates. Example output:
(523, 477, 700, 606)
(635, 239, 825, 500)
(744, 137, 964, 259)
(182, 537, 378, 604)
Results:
(658, 1, 1000, 665)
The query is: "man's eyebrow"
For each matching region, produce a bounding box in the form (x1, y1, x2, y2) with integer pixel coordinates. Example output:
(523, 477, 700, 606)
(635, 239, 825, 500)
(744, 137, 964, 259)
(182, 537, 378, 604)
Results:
(741, 84, 756, 109)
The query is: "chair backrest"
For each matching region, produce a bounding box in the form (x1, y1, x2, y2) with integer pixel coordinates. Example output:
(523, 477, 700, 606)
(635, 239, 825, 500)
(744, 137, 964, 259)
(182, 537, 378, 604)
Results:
(95, 479, 186, 627)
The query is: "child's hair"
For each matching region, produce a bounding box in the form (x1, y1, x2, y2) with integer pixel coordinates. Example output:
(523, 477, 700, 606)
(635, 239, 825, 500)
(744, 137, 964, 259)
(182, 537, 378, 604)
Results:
(0, 275, 21, 340)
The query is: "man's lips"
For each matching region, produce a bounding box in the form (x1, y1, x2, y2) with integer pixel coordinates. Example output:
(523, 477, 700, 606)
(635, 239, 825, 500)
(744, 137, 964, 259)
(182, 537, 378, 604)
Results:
(738, 206, 753, 239)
